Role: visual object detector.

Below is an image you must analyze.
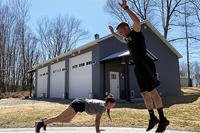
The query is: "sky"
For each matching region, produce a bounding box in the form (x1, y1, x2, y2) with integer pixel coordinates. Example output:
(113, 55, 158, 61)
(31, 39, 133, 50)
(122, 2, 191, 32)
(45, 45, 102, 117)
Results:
(25, 0, 199, 63)
(29, 0, 113, 46)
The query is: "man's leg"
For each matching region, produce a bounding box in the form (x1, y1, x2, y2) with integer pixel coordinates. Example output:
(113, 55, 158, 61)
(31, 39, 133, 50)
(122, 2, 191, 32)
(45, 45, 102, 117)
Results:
(150, 89, 169, 132)
(141, 91, 159, 131)
(141, 91, 154, 110)
(150, 89, 163, 109)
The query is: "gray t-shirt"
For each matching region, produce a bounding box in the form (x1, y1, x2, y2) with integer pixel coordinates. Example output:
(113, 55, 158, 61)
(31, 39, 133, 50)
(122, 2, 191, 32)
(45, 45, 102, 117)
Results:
(85, 99, 106, 115)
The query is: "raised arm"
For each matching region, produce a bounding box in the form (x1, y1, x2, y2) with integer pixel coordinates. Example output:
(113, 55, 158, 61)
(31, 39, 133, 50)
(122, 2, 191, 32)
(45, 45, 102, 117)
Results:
(95, 113, 102, 133)
(108, 25, 126, 43)
(119, 0, 141, 32)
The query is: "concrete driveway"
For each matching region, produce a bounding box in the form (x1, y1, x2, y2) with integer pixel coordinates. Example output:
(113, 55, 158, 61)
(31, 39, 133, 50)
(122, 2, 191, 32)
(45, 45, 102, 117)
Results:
(0, 127, 198, 133)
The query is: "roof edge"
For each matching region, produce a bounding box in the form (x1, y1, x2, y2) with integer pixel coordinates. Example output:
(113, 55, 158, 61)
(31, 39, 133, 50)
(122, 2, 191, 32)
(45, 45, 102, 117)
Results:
(34, 40, 98, 69)
(34, 20, 182, 69)
(143, 20, 182, 58)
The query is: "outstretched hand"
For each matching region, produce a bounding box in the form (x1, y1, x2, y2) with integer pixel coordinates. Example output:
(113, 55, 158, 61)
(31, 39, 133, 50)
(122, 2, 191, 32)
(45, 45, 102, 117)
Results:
(108, 25, 115, 34)
(119, 0, 127, 9)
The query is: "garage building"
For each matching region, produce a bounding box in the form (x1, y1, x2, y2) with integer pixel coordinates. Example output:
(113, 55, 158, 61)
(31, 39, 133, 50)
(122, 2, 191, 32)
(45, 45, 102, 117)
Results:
(33, 21, 182, 100)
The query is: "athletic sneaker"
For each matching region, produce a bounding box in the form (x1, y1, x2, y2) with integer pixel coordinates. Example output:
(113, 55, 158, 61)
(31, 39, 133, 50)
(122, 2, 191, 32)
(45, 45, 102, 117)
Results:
(146, 117, 159, 131)
(35, 120, 45, 133)
(41, 118, 47, 131)
(43, 124, 47, 131)
(155, 118, 170, 132)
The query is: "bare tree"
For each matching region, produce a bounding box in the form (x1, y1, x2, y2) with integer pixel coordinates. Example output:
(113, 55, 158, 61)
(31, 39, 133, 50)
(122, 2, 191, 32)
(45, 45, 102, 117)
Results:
(189, 0, 200, 22)
(105, 0, 186, 40)
(37, 15, 88, 60)
(153, 0, 185, 39)
(188, 0, 200, 40)
(105, 0, 129, 22)
(0, 2, 16, 92)
(1, 0, 89, 93)
(171, 0, 199, 86)
(105, 0, 156, 24)
(192, 62, 200, 87)
(184, 0, 191, 86)
(10, 0, 30, 90)
(180, 62, 187, 77)
(0, 0, 40, 92)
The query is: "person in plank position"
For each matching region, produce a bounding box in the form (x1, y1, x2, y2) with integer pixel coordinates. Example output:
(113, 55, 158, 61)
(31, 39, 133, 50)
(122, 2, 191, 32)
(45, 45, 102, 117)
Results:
(35, 95, 116, 133)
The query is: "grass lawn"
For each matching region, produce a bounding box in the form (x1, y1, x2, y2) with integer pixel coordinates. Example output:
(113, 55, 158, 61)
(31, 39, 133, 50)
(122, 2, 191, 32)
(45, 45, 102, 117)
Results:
(0, 91, 30, 99)
(0, 87, 200, 132)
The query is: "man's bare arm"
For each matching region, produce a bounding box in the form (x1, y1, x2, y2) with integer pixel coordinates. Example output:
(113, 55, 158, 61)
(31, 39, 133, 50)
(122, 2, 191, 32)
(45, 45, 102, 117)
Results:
(119, 0, 141, 32)
(108, 25, 126, 43)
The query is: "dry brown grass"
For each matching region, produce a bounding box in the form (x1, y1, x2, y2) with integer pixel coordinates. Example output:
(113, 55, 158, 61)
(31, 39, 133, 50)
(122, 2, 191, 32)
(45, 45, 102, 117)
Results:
(0, 87, 200, 131)
(0, 91, 30, 99)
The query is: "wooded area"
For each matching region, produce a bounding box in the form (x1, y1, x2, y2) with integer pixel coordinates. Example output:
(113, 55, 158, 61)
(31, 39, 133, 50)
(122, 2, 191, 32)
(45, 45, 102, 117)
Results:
(0, 0, 88, 93)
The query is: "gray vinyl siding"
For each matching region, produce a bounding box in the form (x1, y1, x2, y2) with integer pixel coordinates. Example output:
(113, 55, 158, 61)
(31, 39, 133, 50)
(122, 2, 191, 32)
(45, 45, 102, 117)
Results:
(65, 58, 69, 99)
(128, 65, 141, 98)
(35, 70, 38, 97)
(98, 37, 127, 59)
(141, 24, 181, 96)
(91, 45, 102, 99)
(47, 65, 50, 98)
(97, 37, 128, 99)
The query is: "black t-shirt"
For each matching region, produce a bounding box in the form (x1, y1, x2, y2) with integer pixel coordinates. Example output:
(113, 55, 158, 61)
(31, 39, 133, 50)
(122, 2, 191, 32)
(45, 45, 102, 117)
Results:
(125, 30, 148, 64)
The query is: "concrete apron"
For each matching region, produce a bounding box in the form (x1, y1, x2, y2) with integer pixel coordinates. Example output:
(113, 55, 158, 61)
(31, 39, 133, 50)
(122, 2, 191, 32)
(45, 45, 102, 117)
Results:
(0, 127, 198, 133)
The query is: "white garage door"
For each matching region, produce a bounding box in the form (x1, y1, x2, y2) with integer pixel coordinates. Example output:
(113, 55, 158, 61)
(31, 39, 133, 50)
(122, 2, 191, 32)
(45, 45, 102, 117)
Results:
(50, 61, 66, 99)
(37, 67, 48, 98)
(69, 51, 92, 99)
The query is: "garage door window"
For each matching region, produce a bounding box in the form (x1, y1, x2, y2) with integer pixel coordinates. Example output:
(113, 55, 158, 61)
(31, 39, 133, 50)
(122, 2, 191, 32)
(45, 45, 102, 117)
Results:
(79, 63, 85, 67)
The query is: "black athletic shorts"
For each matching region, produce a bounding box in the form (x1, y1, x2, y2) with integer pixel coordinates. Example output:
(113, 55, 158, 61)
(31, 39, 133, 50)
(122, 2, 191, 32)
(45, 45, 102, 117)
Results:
(70, 99, 86, 113)
(134, 58, 160, 92)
